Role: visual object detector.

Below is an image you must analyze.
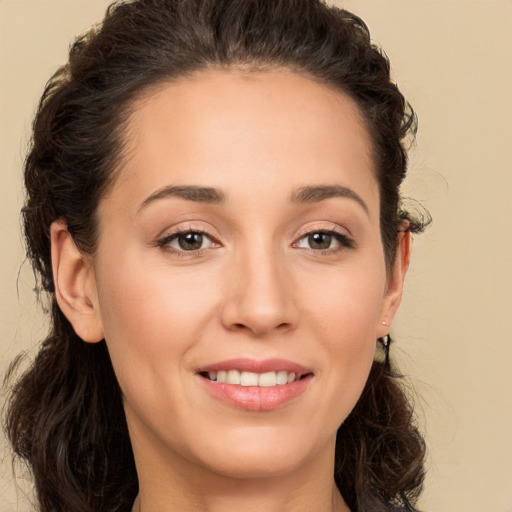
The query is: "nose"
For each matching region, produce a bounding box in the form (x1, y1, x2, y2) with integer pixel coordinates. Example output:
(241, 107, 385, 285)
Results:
(220, 245, 299, 337)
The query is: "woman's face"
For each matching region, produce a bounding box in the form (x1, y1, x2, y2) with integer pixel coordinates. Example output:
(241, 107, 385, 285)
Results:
(87, 70, 405, 481)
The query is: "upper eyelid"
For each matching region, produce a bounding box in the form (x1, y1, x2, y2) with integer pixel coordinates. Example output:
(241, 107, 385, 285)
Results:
(159, 229, 218, 245)
(295, 222, 352, 239)
(295, 230, 353, 246)
(157, 230, 220, 257)
(156, 222, 354, 245)
(293, 224, 356, 251)
(157, 222, 219, 241)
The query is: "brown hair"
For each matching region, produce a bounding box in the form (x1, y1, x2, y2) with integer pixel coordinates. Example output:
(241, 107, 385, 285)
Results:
(5, 1, 427, 510)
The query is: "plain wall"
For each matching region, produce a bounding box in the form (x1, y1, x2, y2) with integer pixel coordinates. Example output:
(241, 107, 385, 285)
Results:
(1, 1, 511, 510)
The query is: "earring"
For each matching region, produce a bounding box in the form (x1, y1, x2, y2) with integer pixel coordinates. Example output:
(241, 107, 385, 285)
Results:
(375, 321, 391, 367)
(375, 334, 392, 368)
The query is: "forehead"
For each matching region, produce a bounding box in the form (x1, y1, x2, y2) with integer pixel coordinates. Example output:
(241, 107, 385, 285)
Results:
(106, 69, 378, 216)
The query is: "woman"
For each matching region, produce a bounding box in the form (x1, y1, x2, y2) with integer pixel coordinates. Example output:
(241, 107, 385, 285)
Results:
(5, 0, 427, 511)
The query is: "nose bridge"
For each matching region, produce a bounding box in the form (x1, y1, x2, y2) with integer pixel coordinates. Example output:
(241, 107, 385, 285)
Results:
(221, 233, 297, 336)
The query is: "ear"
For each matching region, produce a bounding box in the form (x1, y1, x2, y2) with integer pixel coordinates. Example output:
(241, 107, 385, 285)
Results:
(50, 219, 104, 343)
(377, 227, 412, 338)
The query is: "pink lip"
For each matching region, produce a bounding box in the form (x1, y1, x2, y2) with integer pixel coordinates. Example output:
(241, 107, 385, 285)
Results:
(196, 358, 313, 411)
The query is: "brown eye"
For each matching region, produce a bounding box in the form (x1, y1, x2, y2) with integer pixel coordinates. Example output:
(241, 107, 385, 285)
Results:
(177, 232, 204, 250)
(161, 231, 214, 252)
(307, 232, 333, 250)
(295, 230, 354, 252)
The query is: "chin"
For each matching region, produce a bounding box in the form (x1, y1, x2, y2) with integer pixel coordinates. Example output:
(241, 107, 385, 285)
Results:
(192, 427, 328, 480)
(204, 452, 308, 480)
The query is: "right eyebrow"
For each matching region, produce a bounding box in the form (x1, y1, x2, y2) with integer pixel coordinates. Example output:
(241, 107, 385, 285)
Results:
(138, 185, 226, 213)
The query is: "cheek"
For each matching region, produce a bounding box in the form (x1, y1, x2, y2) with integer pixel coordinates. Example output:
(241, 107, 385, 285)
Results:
(301, 257, 386, 411)
(93, 252, 223, 385)
(303, 256, 386, 340)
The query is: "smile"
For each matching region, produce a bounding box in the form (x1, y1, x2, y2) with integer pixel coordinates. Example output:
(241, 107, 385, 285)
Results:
(196, 358, 313, 411)
(202, 370, 300, 387)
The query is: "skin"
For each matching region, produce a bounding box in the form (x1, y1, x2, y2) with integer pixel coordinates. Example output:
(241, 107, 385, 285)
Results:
(51, 69, 410, 512)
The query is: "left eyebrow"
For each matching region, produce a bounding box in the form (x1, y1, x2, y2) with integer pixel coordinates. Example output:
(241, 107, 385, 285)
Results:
(290, 185, 369, 217)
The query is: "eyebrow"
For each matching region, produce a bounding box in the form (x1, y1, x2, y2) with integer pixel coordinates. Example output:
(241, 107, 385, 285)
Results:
(139, 185, 226, 212)
(291, 185, 369, 216)
(138, 183, 368, 216)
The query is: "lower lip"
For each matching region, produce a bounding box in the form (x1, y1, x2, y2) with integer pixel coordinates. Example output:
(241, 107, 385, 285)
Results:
(198, 375, 313, 411)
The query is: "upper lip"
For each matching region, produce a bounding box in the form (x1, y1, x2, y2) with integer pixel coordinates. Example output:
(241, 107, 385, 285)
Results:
(197, 358, 312, 377)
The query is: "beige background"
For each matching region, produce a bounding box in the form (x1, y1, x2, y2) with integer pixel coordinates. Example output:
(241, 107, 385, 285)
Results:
(1, 1, 511, 510)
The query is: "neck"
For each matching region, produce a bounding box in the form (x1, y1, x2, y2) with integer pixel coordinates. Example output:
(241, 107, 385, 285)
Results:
(130, 434, 349, 512)
(133, 478, 348, 512)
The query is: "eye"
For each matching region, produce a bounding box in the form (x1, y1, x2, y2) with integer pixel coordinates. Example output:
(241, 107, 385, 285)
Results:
(158, 230, 216, 253)
(295, 230, 354, 252)
(299, 232, 336, 250)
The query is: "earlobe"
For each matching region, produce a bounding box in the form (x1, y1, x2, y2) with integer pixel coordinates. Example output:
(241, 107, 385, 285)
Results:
(377, 227, 412, 338)
(50, 219, 104, 343)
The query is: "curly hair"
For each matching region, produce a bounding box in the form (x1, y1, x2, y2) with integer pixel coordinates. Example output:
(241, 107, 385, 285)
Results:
(5, 1, 427, 510)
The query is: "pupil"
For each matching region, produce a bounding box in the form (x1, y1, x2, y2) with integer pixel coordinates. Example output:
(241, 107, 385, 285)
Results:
(309, 233, 331, 250)
(179, 232, 203, 250)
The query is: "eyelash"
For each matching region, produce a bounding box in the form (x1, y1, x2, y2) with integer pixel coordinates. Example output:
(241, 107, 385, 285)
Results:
(293, 228, 355, 254)
(156, 226, 355, 257)
(157, 227, 218, 258)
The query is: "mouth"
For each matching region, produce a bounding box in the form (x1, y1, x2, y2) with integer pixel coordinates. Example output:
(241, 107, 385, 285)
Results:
(199, 369, 310, 387)
(196, 358, 314, 411)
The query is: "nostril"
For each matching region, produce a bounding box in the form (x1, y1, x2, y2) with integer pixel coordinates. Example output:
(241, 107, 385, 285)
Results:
(229, 323, 248, 332)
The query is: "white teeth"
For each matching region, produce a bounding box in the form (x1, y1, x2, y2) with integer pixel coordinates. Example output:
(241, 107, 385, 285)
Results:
(226, 369, 241, 385)
(208, 370, 301, 386)
(240, 371, 259, 386)
(276, 371, 288, 385)
(258, 371, 277, 387)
